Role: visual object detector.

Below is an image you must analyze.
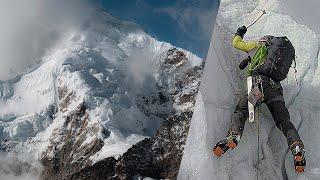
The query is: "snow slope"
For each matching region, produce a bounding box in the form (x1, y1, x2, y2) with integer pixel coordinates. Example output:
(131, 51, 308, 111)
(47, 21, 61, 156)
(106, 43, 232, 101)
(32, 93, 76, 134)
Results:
(0, 9, 202, 176)
(179, 0, 320, 179)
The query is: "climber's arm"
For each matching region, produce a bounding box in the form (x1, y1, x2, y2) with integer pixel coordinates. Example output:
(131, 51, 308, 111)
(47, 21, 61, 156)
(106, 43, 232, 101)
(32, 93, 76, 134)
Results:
(232, 35, 259, 52)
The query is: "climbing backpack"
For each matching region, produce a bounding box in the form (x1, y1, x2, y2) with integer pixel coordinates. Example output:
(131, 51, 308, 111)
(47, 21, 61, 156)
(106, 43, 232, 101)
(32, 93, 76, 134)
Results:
(255, 36, 296, 82)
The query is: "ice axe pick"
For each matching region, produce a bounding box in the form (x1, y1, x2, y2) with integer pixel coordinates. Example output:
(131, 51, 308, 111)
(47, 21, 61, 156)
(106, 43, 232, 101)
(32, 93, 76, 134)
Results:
(247, 10, 266, 28)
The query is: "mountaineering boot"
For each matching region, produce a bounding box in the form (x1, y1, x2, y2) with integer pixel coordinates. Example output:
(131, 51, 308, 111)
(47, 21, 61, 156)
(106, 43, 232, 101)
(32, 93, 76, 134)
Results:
(290, 142, 306, 173)
(213, 132, 241, 157)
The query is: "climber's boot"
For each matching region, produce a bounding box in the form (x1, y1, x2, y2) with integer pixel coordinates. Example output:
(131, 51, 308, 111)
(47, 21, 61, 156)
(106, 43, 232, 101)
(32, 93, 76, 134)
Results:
(290, 142, 306, 173)
(213, 131, 241, 157)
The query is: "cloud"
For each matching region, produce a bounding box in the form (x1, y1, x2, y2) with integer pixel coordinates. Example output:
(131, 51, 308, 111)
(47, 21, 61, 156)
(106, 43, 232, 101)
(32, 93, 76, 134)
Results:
(0, 151, 41, 180)
(127, 49, 154, 86)
(0, 0, 94, 80)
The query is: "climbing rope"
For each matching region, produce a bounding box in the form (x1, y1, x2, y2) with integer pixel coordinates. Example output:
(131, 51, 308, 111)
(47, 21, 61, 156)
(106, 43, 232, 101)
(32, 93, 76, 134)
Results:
(255, 76, 263, 180)
(256, 107, 260, 180)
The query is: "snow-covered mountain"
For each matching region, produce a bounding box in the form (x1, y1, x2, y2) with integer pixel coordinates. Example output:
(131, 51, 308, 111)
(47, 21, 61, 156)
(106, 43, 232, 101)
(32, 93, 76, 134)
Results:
(179, 0, 320, 180)
(0, 9, 203, 179)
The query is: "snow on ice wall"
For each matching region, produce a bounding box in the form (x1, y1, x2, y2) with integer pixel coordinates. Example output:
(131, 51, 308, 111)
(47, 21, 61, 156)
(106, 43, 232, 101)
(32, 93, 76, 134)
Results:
(179, 0, 320, 179)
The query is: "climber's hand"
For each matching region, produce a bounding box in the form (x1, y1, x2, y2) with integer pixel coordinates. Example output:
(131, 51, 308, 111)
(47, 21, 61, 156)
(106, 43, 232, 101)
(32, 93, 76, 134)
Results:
(239, 57, 251, 70)
(235, 26, 247, 39)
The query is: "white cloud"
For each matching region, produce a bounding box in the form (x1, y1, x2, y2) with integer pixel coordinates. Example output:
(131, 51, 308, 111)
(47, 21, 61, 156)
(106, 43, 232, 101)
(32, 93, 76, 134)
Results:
(0, 0, 94, 80)
(0, 152, 41, 180)
(127, 48, 154, 86)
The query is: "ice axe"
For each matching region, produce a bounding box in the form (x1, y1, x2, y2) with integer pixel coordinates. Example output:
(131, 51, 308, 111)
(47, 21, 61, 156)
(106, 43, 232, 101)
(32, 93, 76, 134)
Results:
(246, 10, 266, 28)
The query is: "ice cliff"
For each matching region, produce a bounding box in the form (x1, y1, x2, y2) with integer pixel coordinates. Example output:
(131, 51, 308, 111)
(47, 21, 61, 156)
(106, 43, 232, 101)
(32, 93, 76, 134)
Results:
(179, 0, 320, 179)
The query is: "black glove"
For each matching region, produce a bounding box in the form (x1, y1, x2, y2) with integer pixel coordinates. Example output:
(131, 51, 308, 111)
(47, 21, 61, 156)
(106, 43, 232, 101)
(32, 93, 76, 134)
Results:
(235, 25, 247, 39)
(239, 56, 251, 70)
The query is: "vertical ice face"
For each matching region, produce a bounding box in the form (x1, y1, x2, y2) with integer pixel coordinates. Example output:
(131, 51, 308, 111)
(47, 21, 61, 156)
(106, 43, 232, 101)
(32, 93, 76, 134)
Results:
(179, 0, 320, 179)
(279, 0, 320, 34)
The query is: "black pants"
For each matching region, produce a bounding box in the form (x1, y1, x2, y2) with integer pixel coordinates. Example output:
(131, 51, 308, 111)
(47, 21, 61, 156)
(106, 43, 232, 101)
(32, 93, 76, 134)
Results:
(229, 78, 303, 149)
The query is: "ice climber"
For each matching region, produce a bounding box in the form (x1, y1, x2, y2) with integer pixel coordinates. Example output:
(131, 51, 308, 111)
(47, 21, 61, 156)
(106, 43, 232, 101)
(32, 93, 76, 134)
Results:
(212, 25, 306, 173)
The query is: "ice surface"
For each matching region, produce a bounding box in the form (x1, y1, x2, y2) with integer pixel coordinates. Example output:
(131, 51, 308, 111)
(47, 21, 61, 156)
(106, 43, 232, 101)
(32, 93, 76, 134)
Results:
(279, 0, 320, 34)
(179, 0, 320, 179)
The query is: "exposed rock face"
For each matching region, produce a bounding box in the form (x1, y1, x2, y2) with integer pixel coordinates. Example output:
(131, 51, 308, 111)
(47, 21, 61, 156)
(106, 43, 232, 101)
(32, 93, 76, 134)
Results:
(73, 112, 192, 180)
(40, 48, 203, 180)
(41, 103, 104, 180)
(115, 112, 193, 179)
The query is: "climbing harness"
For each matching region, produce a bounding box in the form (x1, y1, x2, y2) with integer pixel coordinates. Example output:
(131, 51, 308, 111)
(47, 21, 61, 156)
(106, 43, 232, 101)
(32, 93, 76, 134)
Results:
(248, 76, 264, 107)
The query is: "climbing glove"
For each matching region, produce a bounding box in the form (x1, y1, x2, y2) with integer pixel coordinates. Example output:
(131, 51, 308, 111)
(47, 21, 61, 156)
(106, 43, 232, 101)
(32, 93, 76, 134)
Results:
(239, 56, 251, 70)
(235, 25, 247, 38)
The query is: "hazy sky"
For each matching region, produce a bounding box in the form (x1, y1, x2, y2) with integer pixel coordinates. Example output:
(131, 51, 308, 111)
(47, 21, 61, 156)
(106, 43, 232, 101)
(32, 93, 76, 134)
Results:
(0, 0, 93, 80)
(99, 0, 220, 58)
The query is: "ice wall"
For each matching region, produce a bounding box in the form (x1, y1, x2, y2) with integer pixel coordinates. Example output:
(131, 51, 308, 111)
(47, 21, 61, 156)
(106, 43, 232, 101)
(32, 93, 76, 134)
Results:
(179, 0, 320, 179)
(279, 0, 320, 34)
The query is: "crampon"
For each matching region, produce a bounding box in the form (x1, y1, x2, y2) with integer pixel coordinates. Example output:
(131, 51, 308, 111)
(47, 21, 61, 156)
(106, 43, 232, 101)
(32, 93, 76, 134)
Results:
(291, 143, 306, 173)
(213, 133, 240, 157)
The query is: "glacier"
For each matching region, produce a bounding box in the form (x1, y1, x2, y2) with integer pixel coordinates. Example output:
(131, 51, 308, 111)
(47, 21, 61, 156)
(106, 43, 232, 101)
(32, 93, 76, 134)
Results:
(0, 9, 203, 179)
(179, 0, 320, 180)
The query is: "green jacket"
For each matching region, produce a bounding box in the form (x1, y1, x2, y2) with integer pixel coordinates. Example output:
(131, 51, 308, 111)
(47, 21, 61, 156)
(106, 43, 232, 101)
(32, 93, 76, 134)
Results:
(232, 35, 268, 76)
